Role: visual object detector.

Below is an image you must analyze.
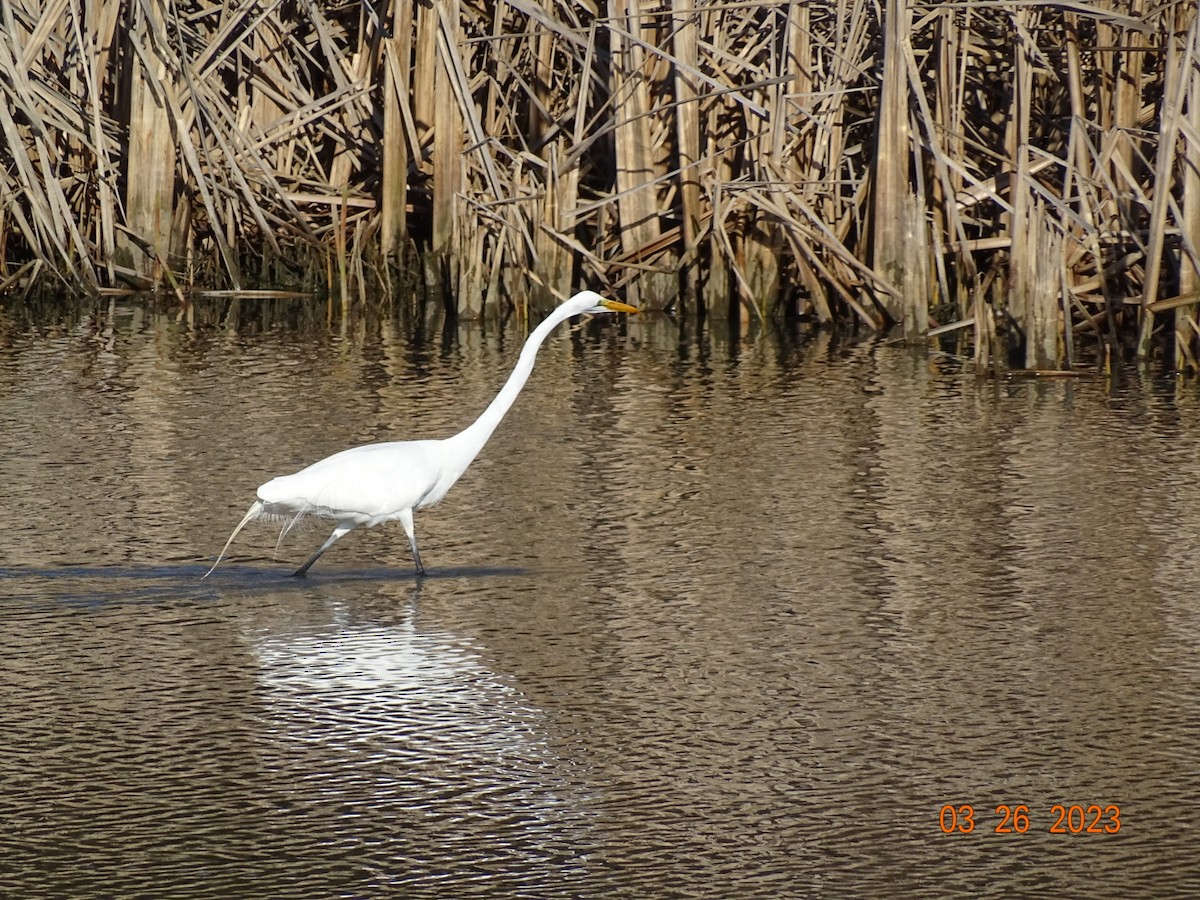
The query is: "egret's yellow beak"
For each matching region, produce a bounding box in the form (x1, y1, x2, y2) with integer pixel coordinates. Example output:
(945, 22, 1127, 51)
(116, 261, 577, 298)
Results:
(601, 299, 640, 314)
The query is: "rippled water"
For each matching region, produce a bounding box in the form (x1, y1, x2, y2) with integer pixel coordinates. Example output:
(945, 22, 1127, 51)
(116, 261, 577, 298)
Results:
(2, 299, 1200, 896)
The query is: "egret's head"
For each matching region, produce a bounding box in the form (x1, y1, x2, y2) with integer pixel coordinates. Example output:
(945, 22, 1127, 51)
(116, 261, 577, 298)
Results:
(567, 290, 639, 316)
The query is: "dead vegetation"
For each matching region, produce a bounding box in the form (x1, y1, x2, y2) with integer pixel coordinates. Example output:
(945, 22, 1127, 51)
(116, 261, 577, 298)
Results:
(1, 0, 1198, 369)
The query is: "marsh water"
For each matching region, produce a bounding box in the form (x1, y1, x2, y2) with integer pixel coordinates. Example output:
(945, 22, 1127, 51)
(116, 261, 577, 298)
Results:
(2, 298, 1200, 897)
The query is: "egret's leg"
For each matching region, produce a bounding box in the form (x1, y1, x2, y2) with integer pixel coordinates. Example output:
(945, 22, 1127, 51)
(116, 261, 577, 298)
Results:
(293, 523, 354, 576)
(203, 500, 264, 579)
(399, 509, 425, 576)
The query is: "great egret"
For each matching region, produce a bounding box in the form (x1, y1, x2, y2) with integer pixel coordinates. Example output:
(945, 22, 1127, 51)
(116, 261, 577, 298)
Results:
(204, 290, 638, 578)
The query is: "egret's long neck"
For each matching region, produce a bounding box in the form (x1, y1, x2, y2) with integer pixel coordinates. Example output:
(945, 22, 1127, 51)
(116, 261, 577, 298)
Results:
(448, 305, 579, 465)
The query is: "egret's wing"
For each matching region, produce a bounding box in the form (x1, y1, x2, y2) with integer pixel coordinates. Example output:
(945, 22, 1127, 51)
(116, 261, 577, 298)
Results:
(257, 441, 445, 522)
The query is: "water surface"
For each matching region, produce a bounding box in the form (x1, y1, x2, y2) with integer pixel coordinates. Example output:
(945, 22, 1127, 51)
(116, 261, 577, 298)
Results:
(1, 300, 1199, 896)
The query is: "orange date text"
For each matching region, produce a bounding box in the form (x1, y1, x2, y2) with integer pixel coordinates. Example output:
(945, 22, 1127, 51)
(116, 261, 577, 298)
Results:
(938, 804, 1121, 835)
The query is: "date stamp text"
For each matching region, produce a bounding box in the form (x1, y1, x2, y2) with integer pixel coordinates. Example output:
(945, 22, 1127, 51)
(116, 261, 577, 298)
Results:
(938, 804, 1121, 835)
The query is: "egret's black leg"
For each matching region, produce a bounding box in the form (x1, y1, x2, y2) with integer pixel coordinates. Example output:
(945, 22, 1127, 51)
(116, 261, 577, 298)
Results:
(399, 509, 425, 576)
(293, 524, 354, 576)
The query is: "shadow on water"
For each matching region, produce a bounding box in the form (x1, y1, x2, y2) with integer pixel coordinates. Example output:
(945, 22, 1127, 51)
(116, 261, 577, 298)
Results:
(0, 562, 531, 609)
(200, 563, 530, 584)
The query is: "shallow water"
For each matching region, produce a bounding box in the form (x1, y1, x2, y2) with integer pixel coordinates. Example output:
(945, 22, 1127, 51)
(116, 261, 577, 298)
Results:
(2, 300, 1199, 896)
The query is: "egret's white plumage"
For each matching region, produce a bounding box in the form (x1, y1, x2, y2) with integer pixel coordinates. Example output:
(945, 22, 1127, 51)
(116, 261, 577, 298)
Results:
(204, 290, 638, 577)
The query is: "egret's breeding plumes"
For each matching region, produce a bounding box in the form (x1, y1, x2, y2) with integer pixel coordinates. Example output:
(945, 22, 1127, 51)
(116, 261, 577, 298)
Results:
(204, 291, 638, 577)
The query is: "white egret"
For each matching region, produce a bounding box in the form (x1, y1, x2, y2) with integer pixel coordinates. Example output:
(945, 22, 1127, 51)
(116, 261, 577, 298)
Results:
(204, 290, 638, 578)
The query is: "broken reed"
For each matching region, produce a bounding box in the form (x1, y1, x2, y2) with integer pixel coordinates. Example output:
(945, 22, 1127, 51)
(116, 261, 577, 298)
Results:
(1, 0, 1199, 370)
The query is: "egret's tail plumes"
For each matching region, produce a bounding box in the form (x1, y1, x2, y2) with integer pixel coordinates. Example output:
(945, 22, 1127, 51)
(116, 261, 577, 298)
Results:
(202, 500, 265, 578)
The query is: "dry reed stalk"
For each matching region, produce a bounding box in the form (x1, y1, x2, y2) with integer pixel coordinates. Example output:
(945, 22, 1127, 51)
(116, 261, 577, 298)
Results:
(1180, 11, 1200, 370)
(523, 24, 573, 310)
(1140, 9, 1199, 364)
(429, 0, 463, 310)
(780, 1, 831, 323)
(381, 20, 411, 260)
(609, 0, 675, 309)
(673, 0, 702, 305)
(1017, 198, 1064, 369)
(871, 0, 918, 334)
(531, 144, 581, 312)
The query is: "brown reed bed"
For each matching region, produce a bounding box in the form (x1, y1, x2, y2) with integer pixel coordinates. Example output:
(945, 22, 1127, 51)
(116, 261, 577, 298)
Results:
(0, 0, 1198, 371)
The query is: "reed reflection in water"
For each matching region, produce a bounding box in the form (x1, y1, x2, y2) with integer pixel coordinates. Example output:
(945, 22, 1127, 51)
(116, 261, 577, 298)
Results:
(1, 301, 1199, 897)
